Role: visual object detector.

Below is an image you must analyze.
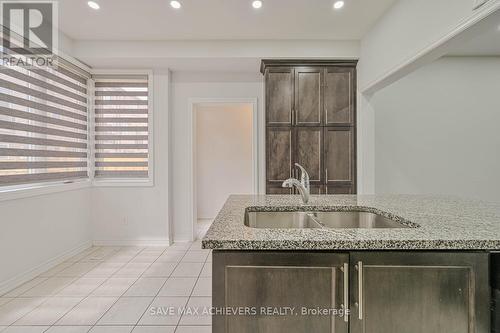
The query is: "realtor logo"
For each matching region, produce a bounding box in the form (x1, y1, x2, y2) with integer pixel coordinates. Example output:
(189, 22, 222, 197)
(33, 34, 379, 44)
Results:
(1, 1, 57, 67)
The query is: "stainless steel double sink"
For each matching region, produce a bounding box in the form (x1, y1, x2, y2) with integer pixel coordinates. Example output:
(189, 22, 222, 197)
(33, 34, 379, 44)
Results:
(244, 210, 412, 229)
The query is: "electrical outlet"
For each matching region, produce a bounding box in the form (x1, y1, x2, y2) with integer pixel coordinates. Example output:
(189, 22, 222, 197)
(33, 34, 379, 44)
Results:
(472, 0, 487, 10)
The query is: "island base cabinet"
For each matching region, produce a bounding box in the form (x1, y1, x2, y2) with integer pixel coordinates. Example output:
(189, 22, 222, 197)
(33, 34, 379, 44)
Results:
(213, 251, 349, 333)
(349, 252, 490, 333)
(213, 251, 490, 333)
(492, 253, 500, 333)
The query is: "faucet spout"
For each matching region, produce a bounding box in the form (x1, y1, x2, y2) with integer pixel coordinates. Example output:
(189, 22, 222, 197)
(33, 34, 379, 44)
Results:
(294, 163, 310, 192)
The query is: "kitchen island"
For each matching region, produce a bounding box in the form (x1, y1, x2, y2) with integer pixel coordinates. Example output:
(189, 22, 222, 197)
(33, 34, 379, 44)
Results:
(202, 194, 500, 333)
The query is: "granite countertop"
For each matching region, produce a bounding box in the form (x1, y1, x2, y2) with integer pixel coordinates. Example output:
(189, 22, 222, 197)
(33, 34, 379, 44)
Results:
(201, 194, 500, 250)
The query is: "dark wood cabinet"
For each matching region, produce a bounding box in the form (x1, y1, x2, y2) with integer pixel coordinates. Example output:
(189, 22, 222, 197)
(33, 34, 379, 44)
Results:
(263, 60, 357, 194)
(214, 251, 490, 333)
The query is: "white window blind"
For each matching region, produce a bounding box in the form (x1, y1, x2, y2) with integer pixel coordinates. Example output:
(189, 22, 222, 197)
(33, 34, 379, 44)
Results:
(92, 74, 150, 180)
(0, 39, 90, 186)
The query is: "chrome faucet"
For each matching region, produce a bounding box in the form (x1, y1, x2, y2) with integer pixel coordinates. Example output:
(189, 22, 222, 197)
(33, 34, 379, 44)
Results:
(282, 163, 310, 204)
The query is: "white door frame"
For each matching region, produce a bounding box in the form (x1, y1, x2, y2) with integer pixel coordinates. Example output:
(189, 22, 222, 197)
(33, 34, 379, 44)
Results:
(188, 98, 259, 241)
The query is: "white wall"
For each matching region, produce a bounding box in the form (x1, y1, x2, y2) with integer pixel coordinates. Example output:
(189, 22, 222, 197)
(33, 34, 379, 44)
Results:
(91, 71, 171, 246)
(0, 187, 91, 294)
(195, 103, 254, 219)
(373, 57, 500, 202)
(358, 0, 500, 92)
(171, 72, 264, 241)
(356, 0, 500, 194)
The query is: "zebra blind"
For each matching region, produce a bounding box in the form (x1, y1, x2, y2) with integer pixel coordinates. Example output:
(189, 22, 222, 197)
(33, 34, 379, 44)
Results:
(0, 43, 90, 186)
(93, 74, 150, 179)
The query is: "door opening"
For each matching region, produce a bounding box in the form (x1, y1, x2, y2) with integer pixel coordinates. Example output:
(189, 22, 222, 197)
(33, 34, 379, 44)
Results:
(192, 101, 257, 240)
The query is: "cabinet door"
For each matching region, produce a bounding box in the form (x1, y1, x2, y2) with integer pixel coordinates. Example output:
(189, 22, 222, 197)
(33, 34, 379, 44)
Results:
(325, 185, 352, 195)
(310, 185, 323, 195)
(213, 251, 349, 333)
(294, 67, 323, 126)
(266, 186, 293, 195)
(294, 127, 323, 185)
(349, 252, 490, 333)
(324, 67, 355, 126)
(266, 68, 294, 126)
(324, 127, 355, 188)
(266, 127, 293, 185)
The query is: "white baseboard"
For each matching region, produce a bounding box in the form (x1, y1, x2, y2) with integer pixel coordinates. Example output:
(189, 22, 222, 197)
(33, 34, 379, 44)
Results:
(93, 239, 170, 247)
(0, 240, 92, 296)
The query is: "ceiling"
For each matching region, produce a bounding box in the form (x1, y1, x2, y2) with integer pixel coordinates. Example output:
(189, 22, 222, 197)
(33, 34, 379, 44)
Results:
(447, 9, 500, 56)
(59, 0, 397, 41)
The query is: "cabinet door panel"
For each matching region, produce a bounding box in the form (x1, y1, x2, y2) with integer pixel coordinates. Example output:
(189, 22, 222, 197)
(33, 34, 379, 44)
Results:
(214, 251, 349, 333)
(266, 127, 292, 184)
(295, 127, 322, 184)
(324, 127, 355, 185)
(350, 252, 490, 333)
(295, 68, 322, 126)
(266, 69, 293, 125)
(325, 67, 354, 125)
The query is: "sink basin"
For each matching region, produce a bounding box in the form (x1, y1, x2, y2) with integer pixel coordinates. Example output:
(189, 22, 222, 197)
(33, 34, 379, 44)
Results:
(245, 210, 411, 229)
(312, 211, 411, 229)
(244, 211, 323, 229)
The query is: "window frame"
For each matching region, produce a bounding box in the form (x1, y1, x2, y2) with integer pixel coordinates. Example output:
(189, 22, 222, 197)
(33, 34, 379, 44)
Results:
(90, 69, 154, 188)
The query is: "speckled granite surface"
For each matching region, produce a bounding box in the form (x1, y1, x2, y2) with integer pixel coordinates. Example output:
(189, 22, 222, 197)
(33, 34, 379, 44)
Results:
(201, 195, 500, 250)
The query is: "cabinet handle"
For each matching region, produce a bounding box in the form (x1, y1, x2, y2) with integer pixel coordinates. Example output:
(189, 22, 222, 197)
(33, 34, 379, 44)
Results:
(325, 168, 328, 183)
(356, 261, 363, 320)
(342, 263, 349, 322)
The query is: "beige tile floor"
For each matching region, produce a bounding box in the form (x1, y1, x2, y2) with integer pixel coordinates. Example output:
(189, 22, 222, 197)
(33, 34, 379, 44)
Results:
(0, 242, 212, 333)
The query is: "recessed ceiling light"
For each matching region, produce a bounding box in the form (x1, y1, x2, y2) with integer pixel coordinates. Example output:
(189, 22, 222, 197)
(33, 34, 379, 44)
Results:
(170, 0, 181, 9)
(252, 0, 263, 9)
(87, 1, 100, 10)
(333, 1, 345, 9)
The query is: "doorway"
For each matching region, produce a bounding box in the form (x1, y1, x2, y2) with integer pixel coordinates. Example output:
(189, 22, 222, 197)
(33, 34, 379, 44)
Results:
(191, 100, 258, 240)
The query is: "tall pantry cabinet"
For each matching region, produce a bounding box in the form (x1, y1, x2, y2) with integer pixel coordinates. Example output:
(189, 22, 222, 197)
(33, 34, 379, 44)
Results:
(261, 60, 357, 195)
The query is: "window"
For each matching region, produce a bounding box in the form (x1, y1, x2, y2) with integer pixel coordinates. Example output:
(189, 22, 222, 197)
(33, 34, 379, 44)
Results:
(92, 74, 151, 181)
(0, 55, 90, 187)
